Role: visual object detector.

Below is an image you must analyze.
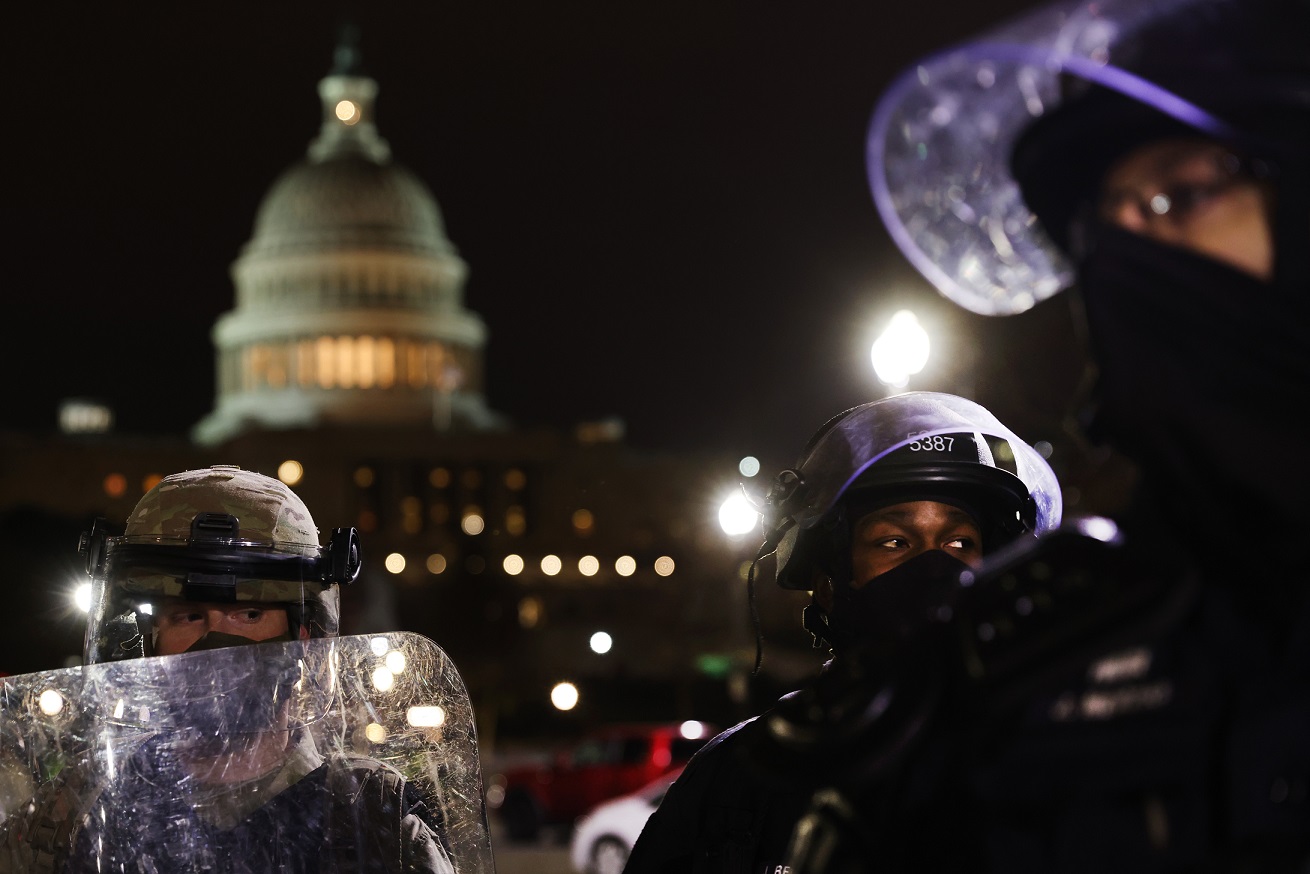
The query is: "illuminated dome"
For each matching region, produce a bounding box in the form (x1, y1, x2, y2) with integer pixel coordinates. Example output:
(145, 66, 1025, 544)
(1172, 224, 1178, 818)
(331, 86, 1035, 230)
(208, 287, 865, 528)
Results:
(193, 35, 504, 446)
(250, 157, 456, 257)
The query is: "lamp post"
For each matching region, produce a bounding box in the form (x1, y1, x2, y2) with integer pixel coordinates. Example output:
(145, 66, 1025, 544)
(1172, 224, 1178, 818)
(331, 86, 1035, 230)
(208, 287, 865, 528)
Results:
(870, 309, 930, 390)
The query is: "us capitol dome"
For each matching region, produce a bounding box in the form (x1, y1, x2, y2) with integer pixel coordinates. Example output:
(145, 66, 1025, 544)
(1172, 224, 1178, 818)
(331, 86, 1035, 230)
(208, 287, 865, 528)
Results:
(193, 37, 504, 445)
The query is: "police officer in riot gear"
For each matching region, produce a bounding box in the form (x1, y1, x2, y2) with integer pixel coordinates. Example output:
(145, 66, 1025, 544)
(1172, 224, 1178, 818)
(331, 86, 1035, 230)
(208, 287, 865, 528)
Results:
(622, 392, 1060, 874)
(829, 0, 1310, 867)
(1, 465, 458, 874)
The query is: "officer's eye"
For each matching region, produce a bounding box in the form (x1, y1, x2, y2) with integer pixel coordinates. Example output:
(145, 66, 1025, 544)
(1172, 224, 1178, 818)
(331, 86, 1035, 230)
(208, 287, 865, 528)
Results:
(233, 609, 264, 623)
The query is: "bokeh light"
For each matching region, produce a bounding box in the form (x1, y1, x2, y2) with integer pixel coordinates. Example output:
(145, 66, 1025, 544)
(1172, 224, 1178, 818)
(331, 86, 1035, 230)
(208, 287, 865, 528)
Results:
(551, 682, 579, 711)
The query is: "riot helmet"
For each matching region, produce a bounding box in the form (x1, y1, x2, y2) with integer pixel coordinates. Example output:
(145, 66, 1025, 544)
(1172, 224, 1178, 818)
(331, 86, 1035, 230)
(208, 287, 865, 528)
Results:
(865, 0, 1310, 316)
(81, 465, 360, 664)
(760, 392, 1061, 592)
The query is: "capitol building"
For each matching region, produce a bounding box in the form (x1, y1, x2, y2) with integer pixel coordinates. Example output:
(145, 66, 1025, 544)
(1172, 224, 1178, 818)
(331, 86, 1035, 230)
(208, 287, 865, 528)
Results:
(0, 35, 816, 746)
(195, 37, 502, 444)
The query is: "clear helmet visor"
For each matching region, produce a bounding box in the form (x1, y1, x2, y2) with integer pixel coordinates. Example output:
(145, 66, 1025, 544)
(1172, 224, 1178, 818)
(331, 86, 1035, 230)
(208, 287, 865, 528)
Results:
(776, 391, 1061, 534)
(85, 535, 341, 665)
(866, 0, 1245, 315)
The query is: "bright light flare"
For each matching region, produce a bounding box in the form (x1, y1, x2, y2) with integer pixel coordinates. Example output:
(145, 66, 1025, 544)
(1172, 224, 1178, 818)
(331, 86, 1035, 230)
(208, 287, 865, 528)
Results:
(335, 99, 360, 124)
(680, 720, 708, 739)
(550, 682, 579, 711)
(73, 583, 93, 613)
(407, 705, 446, 728)
(871, 309, 930, 388)
(589, 632, 612, 654)
(718, 492, 759, 536)
(38, 690, 64, 716)
(277, 460, 304, 486)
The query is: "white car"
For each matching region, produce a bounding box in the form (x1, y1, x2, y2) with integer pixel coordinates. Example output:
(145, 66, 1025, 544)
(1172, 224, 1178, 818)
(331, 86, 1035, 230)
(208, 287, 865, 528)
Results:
(568, 766, 683, 874)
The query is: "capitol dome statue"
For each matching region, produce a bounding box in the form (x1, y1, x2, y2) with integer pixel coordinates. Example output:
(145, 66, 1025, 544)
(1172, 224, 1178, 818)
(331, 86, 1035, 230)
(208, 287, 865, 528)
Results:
(193, 34, 503, 446)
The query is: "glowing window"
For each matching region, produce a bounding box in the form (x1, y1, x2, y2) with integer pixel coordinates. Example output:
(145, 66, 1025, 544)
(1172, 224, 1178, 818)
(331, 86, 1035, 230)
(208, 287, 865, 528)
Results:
(519, 597, 542, 628)
(429, 467, 451, 489)
(572, 509, 594, 535)
(376, 337, 396, 389)
(103, 473, 127, 498)
(504, 468, 527, 491)
(356, 336, 375, 388)
(316, 337, 336, 388)
(505, 506, 526, 536)
(336, 336, 355, 389)
(296, 340, 315, 387)
(406, 341, 426, 388)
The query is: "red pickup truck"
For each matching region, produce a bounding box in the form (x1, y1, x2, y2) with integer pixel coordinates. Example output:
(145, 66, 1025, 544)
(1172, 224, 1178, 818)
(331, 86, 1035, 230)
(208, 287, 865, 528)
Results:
(488, 721, 713, 843)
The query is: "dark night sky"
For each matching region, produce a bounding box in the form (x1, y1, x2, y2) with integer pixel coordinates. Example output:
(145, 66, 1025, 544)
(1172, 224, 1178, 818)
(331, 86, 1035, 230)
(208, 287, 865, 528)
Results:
(4, 0, 1075, 471)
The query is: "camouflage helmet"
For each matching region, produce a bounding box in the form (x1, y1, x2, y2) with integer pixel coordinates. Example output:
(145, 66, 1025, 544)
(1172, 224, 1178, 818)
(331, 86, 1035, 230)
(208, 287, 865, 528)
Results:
(81, 465, 361, 664)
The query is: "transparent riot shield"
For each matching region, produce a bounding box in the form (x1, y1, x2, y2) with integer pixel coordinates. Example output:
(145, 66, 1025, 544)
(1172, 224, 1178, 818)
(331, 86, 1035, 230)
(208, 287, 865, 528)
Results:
(0, 632, 494, 874)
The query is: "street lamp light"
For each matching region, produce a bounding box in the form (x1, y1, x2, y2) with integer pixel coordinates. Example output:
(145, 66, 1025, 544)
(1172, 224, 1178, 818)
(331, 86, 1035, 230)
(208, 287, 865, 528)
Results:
(718, 491, 759, 537)
(871, 309, 930, 389)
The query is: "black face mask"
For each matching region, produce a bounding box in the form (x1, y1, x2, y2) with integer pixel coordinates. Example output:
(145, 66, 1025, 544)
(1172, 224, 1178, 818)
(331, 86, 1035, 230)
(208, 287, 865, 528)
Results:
(1077, 223, 1310, 566)
(807, 549, 973, 656)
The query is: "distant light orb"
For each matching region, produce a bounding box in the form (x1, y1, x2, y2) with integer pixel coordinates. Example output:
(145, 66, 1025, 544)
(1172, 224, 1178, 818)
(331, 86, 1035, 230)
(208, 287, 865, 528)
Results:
(614, 556, 637, 577)
(503, 554, 525, 575)
(738, 457, 761, 477)
(654, 556, 675, 577)
(589, 632, 613, 654)
(541, 555, 562, 576)
(335, 99, 360, 123)
(578, 555, 600, 577)
(384, 553, 406, 574)
(871, 309, 930, 388)
(718, 492, 759, 536)
(551, 682, 580, 711)
(407, 706, 446, 728)
(680, 720, 708, 740)
(73, 582, 93, 613)
(461, 511, 485, 536)
(277, 460, 304, 486)
(38, 689, 64, 716)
